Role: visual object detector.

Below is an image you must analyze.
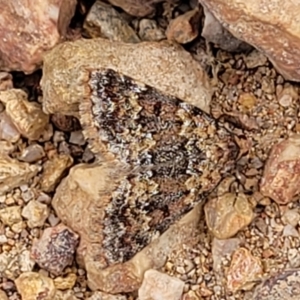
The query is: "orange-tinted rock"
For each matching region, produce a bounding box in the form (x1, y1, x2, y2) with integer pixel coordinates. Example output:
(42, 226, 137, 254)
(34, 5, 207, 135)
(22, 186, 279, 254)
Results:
(0, 0, 76, 73)
(15, 272, 56, 300)
(199, 0, 300, 82)
(166, 8, 202, 44)
(41, 38, 211, 117)
(204, 193, 254, 239)
(260, 134, 300, 204)
(0, 89, 49, 140)
(226, 247, 263, 292)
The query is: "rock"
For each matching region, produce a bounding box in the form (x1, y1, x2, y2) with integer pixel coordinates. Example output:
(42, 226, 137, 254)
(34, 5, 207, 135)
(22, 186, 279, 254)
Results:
(288, 248, 300, 268)
(52, 163, 203, 293)
(277, 84, 298, 108)
(0, 206, 22, 226)
(0, 153, 41, 195)
(182, 291, 201, 300)
(0, 0, 76, 73)
(19, 144, 46, 163)
(107, 0, 162, 17)
(212, 238, 241, 273)
(87, 291, 127, 300)
(54, 290, 79, 300)
(21, 200, 49, 228)
(244, 50, 268, 69)
(282, 209, 300, 227)
(253, 269, 300, 300)
(282, 224, 299, 238)
(238, 93, 257, 112)
(15, 272, 56, 300)
(198, 0, 300, 82)
(260, 134, 300, 204)
(40, 154, 73, 193)
(37, 192, 52, 205)
(0, 89, 49, 140)
(69, 131, 85, 146)
(0, 248, 35, 280)
(83, 0, 140, 43)
(226, 247, 263, 292)
(0, 235, 7, 244)
(166, 8, 201, 44)
(54, 273, 77, 290)
(201, 6, 252, 53)
(0, 290, 8, 300)
(138, 19, 165, 41)
(51, 114, 80, 132)
(41, 37, 211, 117)
(0, 72, 13, 91)
(82, 147, 95, 163)
(39, 123, 54, 142)
(204, 192, 254, 239)
(31, 224, 79, 276)
(48, 213, 61, 227)
(0, 112, 20, 142)
(138, 269, 184, 300)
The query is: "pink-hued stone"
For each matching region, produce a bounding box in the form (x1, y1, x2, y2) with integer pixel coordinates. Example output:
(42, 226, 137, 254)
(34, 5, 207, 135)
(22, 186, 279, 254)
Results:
(0, 0, 76, 73)
(260, 134, 300, 204)
(31, 223, 79, 275)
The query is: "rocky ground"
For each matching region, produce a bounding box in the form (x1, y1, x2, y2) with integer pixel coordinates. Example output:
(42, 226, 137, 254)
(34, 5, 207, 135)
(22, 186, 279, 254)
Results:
(1, 1, 300, 300)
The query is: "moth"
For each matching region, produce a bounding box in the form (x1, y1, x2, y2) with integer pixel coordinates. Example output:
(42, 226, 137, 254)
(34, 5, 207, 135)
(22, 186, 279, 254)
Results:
(79, 68, 238, 265)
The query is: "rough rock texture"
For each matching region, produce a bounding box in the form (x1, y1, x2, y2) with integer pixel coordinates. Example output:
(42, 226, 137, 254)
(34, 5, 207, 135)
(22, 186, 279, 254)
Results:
(0, 154, 40, 195)
(198, 0, 300, 81)
(15, 272, 56, 300)
(138, 269, 184, 300)
(253, 269, 300, 300)
(0, 248, 35, 280)
(41, 38, 212, 117)
(83, 0, 140, 43)
(31, 224, 79, 275)
(226, 248, 263, 292)
(52, 162, 205, 293)
(0, 0, 77, 73)
(204, 192, 254, 239)
(166, 8, 201, 44)
(21, 200, 49, 228)
(0, 206, 22, 226)
(0, 89, 49, 140)
(260, 134, 300, 204)
(107, 0, 163, 17)
(40, 154, 73, 192)
(53, 273, 77, 290)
